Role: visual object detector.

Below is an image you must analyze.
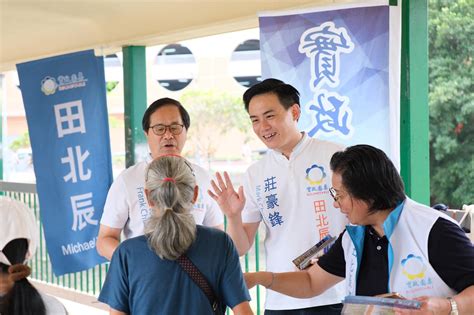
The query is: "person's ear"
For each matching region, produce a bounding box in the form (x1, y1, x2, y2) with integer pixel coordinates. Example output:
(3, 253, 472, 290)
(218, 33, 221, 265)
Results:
(145, 189, 155, 207)
(291, 104, 301, 121)
(192, 185, 199, 204)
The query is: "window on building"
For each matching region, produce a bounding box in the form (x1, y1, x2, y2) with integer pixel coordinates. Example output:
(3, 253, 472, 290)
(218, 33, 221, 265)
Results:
(154, 44, 197, 91)
(230, 39, 262, 87)
(104, 54, 121, 93)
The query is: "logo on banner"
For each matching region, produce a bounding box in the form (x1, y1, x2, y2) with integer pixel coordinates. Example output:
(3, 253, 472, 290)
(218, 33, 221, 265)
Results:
(41, 77, 58, 95)
(41, 72, 88, 95)
(299, 21, 355, 139)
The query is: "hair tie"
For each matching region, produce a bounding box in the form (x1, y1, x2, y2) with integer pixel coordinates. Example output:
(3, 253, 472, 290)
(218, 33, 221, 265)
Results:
(162, 177, 176, 183)
(8, 264, 31, 282)
(164, 207, 174, 212)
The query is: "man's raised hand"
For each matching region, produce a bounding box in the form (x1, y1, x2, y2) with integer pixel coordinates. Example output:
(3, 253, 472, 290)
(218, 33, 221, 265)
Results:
(208, 171, 245, 219)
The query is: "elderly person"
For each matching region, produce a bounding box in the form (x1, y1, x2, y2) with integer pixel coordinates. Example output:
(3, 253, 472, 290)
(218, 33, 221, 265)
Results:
(97, 97, 223, 261)
(0, 197, 66, 315)
(99, 156, 252, 315)
(245, 145, 474, 314)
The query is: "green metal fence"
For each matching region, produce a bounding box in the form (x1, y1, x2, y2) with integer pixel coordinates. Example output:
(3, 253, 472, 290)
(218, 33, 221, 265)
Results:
(0, 180, 265, 314)
(0, 181, 109, 296)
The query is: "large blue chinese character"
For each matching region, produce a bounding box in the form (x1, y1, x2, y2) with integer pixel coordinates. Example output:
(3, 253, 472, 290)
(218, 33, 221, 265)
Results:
(306, 91, 353, 138)
(299, 21, 354, 90)
(268, 211, 284, 227)
(265, 193, 279, 209)
(264, 176, 277, 192)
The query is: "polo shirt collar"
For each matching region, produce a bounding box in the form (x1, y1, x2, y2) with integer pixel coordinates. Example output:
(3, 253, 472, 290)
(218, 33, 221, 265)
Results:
(144, 153, 154, 164)
(291, 132, 309, 158)
(272, 132, 308, 161)
(383, 199, 406, 239)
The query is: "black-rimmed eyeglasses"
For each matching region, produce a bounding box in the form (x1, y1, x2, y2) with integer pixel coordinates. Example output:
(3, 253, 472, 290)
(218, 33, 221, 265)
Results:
(149, 124, 184, 136)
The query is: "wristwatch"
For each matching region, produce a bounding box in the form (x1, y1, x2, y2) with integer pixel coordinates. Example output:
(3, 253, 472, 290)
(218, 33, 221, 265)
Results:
(447, 297, 459, 315)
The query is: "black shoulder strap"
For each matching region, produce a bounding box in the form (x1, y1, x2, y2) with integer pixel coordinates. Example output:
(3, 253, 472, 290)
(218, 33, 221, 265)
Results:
(176, 255, 222, 313)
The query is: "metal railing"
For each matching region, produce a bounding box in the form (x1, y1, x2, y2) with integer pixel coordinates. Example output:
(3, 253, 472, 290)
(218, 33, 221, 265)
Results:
(0, 180, 265, 314)
(0, 181, 109, 296)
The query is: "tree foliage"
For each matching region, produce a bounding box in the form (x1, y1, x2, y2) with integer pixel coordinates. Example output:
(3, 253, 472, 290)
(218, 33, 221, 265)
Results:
(429, 0, 474, 207)
(180, 90, 251, 166)
(106, 81, 119, 93)
(9, 132, 30, 151)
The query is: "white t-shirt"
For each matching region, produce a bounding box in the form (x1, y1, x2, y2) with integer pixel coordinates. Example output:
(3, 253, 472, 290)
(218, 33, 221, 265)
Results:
(242, 133, 347, 310)
(100, 159, 223, 239)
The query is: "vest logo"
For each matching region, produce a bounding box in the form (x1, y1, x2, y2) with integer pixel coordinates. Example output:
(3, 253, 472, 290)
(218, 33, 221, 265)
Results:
(401, 254, 427, 280)
(305, 164, 328, 195)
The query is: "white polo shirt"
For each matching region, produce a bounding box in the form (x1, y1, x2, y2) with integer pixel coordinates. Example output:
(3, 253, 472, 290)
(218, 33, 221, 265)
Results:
(242, 133, 347, 310)
(100, 159, 223, 239)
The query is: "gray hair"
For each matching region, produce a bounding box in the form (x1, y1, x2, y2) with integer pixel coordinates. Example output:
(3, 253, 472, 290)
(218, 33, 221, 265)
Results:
(144, 156, 197, 260)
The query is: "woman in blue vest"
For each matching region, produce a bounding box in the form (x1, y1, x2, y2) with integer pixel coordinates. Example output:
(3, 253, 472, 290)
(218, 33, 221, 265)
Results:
(245, 145, 474, 314)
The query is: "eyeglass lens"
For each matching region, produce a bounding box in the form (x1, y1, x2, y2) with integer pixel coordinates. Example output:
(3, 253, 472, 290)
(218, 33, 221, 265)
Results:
(151, 124, 183, 135)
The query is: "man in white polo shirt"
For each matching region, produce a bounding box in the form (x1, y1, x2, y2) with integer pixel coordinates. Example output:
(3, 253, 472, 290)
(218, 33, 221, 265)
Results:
(209, 79, 347, 314)
(97, 97, 223, 260)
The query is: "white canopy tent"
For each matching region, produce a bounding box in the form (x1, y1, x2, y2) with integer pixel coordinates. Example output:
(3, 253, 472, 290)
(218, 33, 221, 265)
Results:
(0, 0, 366, 71)
(0, 0, 432, 204)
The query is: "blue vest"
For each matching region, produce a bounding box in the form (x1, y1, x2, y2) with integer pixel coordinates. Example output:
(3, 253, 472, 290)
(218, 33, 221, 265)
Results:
(342, 198, 457, 298)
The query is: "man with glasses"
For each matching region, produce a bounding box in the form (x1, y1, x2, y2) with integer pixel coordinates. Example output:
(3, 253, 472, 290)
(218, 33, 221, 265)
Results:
(97, 98, 223, 260)
(209, 79, 347, 314)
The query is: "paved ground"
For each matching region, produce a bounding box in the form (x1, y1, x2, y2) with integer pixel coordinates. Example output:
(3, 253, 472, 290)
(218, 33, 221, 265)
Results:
(57, 297, 107, 315)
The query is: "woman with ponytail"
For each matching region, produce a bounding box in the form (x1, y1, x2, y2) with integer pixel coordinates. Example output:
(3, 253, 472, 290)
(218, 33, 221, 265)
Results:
(0, 197, 66, 315)
(99, 156, 252, 315)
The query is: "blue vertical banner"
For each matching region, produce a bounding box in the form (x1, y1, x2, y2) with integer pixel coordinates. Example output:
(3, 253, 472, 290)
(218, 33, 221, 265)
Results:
(259, 2, 400, 164)
(17, 50, 112, 275)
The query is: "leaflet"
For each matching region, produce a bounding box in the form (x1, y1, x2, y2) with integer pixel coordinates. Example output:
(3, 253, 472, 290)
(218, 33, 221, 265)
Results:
(292, 235, 336, 270)
(342, 295, 421, 314)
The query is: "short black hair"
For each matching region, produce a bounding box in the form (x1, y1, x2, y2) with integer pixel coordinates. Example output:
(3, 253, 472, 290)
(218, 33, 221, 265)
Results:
(242, 78, 300, 112)
(330, 144, 405, 212)
(142, 98, 191, 132)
